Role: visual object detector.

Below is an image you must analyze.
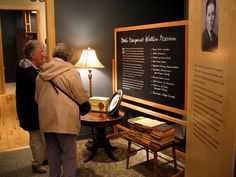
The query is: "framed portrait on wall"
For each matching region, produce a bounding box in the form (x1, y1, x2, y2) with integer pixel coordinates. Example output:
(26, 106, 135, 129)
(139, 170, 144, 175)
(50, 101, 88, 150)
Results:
(202, 0, 218, 52)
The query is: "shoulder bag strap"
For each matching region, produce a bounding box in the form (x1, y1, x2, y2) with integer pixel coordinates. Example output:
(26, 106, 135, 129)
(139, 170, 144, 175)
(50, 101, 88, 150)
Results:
(49, 80, 80, 106)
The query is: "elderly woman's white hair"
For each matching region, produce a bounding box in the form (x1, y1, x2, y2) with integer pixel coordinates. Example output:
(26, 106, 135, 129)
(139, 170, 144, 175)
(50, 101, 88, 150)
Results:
(24, 40, 45, 60)
(52, 43, 74, 62)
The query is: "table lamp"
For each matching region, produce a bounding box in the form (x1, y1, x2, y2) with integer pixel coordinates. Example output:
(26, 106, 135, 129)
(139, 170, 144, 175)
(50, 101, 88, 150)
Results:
(75, 47, 105, 97)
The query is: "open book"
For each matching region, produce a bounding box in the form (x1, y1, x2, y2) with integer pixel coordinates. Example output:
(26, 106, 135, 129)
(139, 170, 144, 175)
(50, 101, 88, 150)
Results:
(128, 116, 166, 128)
(131, 117, 166, 128)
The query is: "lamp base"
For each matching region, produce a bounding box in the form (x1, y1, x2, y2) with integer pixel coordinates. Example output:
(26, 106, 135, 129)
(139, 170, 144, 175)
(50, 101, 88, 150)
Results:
(88, 69, 92, 97)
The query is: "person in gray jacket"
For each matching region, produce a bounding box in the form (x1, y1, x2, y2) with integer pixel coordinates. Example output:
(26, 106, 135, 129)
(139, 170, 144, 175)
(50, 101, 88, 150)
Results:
(16, 40, 47, 173)
(35, 43, 89, 177)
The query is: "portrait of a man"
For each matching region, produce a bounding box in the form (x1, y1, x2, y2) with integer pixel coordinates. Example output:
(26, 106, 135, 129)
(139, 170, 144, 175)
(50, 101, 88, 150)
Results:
(202, 0, 218, 52)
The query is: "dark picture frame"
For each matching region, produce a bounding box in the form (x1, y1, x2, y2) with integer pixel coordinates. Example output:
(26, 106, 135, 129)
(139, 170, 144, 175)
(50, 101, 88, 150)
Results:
(107, 89, 123, 116)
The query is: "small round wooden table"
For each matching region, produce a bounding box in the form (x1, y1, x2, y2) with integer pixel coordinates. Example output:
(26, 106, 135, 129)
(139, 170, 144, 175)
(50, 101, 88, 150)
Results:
(80, 111, 124, 162)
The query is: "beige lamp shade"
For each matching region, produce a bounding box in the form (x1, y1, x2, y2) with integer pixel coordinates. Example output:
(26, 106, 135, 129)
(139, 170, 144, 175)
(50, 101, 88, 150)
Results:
(75, 47, 105, 68)
(75, 47, 105, 97)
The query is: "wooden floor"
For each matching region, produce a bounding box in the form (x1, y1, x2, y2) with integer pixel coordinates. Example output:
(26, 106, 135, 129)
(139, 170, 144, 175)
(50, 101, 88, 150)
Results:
(0, 94, 29, 152)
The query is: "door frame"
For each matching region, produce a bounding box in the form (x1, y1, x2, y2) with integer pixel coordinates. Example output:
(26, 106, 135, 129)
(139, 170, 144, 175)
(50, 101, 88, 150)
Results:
(0, 2, 56, 94)
(0, 5, 41, 94)
(0, 18, 5, 94)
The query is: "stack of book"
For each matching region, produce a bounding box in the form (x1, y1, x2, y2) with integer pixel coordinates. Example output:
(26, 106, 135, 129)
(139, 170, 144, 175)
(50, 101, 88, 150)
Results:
(150, 124, 175, 146)
(128, 116, 174, 146)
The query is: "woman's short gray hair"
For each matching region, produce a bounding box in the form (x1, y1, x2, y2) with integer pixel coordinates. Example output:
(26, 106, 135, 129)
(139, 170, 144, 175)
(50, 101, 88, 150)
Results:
(52, 43, 74, 62)
(24, 40, 44, 60)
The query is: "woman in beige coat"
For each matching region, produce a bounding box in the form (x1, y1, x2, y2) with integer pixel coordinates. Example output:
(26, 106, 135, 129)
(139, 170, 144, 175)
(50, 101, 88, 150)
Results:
(35, 43, 89, 177)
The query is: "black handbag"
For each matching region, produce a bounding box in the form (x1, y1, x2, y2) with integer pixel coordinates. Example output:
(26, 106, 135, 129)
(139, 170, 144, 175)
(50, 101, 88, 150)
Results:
(49, 80, 91, 116)
(79, 101, 91, 116)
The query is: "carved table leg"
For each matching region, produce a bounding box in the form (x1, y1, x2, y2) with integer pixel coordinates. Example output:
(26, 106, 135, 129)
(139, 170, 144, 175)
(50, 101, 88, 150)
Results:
(85, 127, 118, 162)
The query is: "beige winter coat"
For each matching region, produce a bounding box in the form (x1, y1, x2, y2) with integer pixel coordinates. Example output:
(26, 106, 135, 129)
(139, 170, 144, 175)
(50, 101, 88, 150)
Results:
(35, 58, 89, 135)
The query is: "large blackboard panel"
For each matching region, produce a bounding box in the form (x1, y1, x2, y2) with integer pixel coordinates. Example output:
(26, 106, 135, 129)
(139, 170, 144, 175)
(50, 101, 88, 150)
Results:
(114, 21, 188, 115)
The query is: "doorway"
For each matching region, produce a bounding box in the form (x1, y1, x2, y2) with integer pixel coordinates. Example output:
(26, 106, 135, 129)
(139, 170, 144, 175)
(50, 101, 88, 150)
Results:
(0, 7, 42, 152)
(0, 8, 41, 94)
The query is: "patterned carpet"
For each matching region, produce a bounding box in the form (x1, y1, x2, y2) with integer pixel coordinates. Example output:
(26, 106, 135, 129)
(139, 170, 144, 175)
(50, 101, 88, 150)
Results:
(0, 137, 185, 177)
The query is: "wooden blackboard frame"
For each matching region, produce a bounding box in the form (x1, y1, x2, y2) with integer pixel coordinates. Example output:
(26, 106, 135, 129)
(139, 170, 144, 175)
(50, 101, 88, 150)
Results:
(113, 20, 188, 117)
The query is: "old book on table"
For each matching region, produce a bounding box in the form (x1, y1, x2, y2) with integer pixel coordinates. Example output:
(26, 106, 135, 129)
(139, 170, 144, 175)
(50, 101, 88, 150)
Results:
(151, 136, 175, 146)
(134, 118, 166, 129)
(151, 128, 175, 139)
(128, 116, 146, 124)
(128, 116, 167, 145)
(154, 124, 174, 132)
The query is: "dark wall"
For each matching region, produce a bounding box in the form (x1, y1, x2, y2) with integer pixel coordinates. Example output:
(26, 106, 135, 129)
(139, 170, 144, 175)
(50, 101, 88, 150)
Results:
(0, 10, 24, 82)
(54, 0, 186, 139)
(0, 10, 37, 83)
(54, 0, 186, 98)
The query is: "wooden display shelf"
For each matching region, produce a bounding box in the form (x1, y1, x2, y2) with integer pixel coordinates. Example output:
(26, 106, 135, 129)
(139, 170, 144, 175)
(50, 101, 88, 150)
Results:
(122, 132, 181, 177)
